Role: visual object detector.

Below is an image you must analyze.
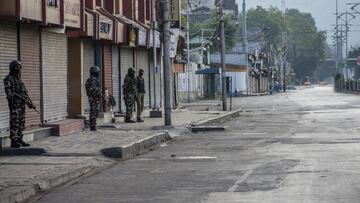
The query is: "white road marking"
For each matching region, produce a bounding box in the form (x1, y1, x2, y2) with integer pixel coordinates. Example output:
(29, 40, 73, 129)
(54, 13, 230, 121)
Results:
(243, 132, 269, 135)
(227, 170, 253, 192)
(174, 156, 218, 160)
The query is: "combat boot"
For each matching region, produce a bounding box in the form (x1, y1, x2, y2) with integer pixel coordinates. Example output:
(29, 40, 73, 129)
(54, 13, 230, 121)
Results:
(90, 126, 97, 131)
(17, 138, 30, 147)
(125, 118, 136, 123)
(10, 139, 21, 148)
(137, 117, 144, 122)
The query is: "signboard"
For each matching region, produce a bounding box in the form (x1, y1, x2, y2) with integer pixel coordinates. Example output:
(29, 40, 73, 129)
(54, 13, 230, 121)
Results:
(170, 29, 180, 58)
(129, 27, 136, 47)
(138, 29, 147, 46)
(150, 31, 160, 48)
(169, 0, 181, 24)
(64, 0, 81, 28)
(99, 14, 113, 40)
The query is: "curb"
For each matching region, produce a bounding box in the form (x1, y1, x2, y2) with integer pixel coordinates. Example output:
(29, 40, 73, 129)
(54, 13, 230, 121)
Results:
(0, 166, 98, 203)
(191, 108, 243, 127)
(1, 131, 171, 203)
(101, 131, 171, 159)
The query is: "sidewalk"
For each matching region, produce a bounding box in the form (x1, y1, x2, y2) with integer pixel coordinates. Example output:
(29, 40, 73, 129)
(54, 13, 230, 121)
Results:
(0, 99, 234, 203)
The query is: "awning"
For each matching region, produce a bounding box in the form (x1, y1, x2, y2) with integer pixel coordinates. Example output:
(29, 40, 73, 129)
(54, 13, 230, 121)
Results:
(196, 67, 220, 75)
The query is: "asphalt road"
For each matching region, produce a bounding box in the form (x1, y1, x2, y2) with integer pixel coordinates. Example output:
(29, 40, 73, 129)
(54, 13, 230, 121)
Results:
(36, 86, 360, 203)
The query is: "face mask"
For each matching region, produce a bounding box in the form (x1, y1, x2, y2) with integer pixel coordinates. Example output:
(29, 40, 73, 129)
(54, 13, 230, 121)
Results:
(11, 67, 21, 75)
(139, 72, 143, 76)
(92, 72, 99, 77)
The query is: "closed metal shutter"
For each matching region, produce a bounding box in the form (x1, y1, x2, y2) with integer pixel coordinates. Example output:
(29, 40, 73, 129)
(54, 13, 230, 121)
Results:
(0, 22, 17, 132)
(120, 47, 133, 111)
(83, 40, 95, 113)
(41, 31, 68, 123)
(20, 24, 42, 128)
(136, 48, 150, 108)
(103, 43, 112, 99)
(112, 45, 120, 113)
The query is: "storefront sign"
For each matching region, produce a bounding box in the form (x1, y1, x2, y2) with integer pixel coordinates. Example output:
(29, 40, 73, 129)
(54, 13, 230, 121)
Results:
(138, 29, 147, 46)
(150, 31, 161, 48)
(169, 0, 180, 22)
(64, 0, 81, 28)
(129, 27, 136, 47)
(99, 14, 113, 40)
(170, 29, 180, 58)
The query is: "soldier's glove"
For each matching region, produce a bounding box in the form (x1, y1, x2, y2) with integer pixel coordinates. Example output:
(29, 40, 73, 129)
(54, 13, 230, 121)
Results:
(27, 103, 36, 109)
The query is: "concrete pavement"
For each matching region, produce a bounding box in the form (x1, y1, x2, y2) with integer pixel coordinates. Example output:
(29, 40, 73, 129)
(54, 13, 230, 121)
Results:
(35, 86, 360, 203)
(0, 99, 237, 203)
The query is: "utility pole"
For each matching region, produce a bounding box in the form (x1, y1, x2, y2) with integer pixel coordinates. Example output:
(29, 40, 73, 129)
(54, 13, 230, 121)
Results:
(162, 0, 172, 126)
(186, 3, 191, 102)
(336, 0, 339, 73)
(243, 0, 248, 96)
(151, 0, 158, 110)
(220, 0, 227, 111)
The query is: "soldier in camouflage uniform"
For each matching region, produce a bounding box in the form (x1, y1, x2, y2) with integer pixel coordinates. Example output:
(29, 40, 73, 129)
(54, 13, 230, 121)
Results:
(4, 60, 35, 148)
(86, 66, 102, 131)
(122, 68, 136, 123)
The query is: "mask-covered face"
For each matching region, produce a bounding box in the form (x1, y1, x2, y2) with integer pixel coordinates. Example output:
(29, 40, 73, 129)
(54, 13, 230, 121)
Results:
(11, 65, 21, 75)
(92, 72, 99, 77)
(129, 71, 135, 78)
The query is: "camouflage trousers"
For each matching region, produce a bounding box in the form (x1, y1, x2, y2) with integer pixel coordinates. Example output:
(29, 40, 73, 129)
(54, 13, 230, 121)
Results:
(124, 93, 134, 120)
(9, 103, 26, 140)
(89, 98, 100, 128)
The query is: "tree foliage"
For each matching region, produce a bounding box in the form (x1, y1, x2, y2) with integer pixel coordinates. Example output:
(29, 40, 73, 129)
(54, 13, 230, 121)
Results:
(246, 7, 326, 81)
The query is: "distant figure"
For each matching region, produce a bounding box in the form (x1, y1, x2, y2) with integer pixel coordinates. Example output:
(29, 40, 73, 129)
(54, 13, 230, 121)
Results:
(86, 66, 102, 131)
(4, 60, 36, 148)
(104, 87, 116, 123)
(136, 69, 145, 122)
(122, 68, 136, 123)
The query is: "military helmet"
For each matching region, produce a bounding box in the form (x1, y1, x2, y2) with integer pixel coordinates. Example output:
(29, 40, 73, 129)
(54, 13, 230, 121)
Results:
(9, 60, 22, 71)
(128, 67, 135, 74)
(90, 66, 100, 74)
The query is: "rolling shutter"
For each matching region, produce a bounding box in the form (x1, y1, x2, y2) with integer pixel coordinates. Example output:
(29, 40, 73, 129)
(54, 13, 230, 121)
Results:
(83, 40, 95, 113)
(41, 31, 68, 123)
(0, 22, 17, 132)
(120, 47, 133, 111)
(20, 24, 42, 128)
(136, 48, 150, 108)
(112, 45, 120, 113)
(102, 43, 112, 112)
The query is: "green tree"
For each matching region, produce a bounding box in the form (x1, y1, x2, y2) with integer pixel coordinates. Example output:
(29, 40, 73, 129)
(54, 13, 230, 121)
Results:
(246, 7, 326, 82)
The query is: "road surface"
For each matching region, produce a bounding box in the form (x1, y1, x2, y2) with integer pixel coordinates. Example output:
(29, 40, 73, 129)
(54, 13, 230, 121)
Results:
(36, 86, 360, 203)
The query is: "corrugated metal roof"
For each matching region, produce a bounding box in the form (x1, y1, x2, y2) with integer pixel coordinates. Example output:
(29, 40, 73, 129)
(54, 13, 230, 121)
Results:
(210, 53, 247, 66)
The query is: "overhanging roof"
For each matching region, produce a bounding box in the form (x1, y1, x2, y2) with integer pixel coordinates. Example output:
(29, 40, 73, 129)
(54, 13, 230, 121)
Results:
(196, 67, 220, 75)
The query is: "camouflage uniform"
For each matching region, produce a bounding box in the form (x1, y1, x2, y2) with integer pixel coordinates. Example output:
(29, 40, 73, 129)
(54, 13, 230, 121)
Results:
(86, 66, 102, 131)
(3, 60, 33, 148)
(122, 68, 136, 123)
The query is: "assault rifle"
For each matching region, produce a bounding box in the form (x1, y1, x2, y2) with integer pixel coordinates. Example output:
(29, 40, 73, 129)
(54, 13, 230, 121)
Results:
(13, 92, 40, 114)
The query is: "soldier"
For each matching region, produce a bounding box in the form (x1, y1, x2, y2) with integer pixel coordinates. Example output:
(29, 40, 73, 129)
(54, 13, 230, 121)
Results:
(4, 60, 36, 148)
(86, 66, 102, 131)
(122, 68, 136, 123)
(136, 69, 145, 122)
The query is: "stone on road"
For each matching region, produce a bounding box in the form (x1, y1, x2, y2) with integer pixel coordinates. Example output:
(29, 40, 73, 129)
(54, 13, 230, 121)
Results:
(36, 87, 360, 203)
